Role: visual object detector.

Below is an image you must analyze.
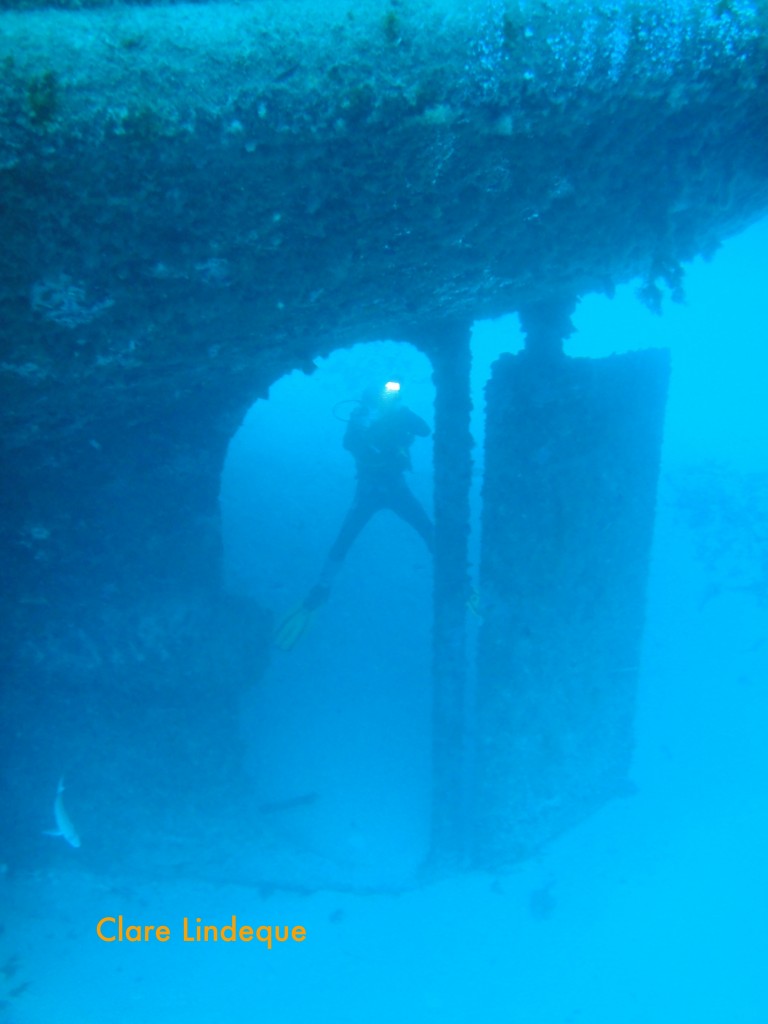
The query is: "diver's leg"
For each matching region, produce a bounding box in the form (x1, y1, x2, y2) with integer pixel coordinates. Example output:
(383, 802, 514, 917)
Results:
(304, 487, 378, 608)
(328, 485, 381, 561)
(388, 480, 435, 554)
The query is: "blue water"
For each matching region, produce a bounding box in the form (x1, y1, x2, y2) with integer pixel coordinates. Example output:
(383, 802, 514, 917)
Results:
(4, 1, 768, 1016)
(215, 214, 768, 1019)
(7, 218, 767, 1024)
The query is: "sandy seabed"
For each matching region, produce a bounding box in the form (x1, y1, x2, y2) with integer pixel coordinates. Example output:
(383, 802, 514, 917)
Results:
(2, 766, 765, 1024)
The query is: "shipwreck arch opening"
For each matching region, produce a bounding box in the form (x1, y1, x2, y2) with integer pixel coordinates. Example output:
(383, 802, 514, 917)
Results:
(220, 340, 436, 887)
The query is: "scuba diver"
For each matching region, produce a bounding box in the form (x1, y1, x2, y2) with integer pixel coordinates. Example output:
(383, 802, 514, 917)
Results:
(274, 380, 433, 650)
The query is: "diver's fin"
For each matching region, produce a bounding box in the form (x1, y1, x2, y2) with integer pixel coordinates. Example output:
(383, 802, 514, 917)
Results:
(274, 604, 314, 651)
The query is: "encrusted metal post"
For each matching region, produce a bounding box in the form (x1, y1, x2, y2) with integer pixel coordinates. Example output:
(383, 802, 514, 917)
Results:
(416, 320, 473, 869)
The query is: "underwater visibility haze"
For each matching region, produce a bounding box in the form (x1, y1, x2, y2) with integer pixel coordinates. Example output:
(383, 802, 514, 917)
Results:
(1, 0, 767, 1021)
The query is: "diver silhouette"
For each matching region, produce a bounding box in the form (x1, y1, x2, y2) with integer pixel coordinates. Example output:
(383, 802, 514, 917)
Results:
(274, 381, 433, 650)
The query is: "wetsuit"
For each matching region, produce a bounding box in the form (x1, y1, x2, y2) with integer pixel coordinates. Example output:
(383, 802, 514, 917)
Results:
(329, 402, 434, 560)
(305, 400, 433, 608)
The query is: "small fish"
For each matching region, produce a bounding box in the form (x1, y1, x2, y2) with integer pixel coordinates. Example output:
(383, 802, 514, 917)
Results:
(273, 62, 300, 83)
(43, 778, 81, 849)
(258, 792, 319, 815)
(528, 879, 556, 920)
